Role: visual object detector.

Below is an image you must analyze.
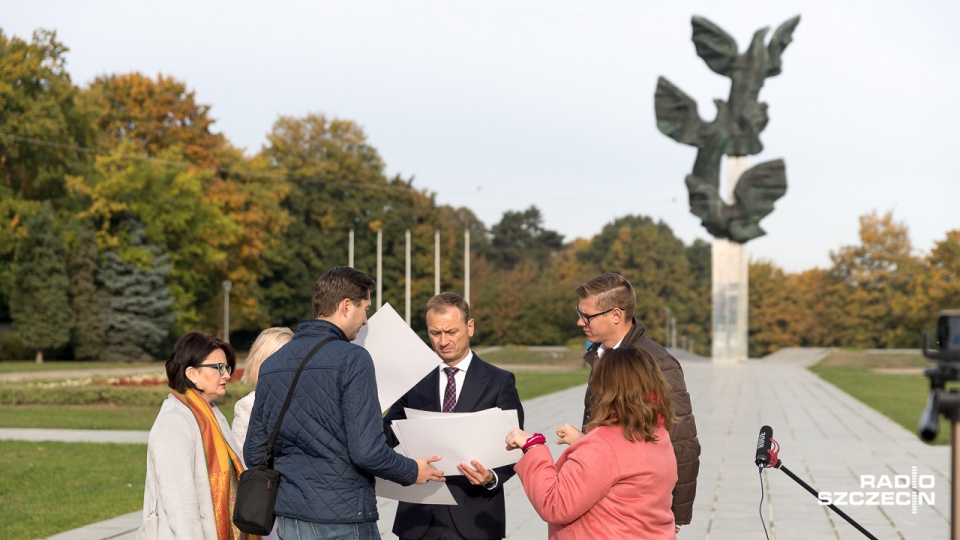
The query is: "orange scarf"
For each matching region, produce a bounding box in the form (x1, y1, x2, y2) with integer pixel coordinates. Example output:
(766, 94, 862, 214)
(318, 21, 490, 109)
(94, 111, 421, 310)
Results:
(174, 389, 257, 540)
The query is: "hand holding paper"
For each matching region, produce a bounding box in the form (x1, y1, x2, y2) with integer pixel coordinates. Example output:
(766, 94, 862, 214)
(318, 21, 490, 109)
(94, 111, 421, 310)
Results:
(415, 455, 446, 484)
(458, 459, 494, 486)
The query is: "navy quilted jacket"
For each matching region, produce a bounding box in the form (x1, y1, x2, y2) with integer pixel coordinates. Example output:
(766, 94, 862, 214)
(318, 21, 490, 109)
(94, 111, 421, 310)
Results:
(245, 320, 418, 523)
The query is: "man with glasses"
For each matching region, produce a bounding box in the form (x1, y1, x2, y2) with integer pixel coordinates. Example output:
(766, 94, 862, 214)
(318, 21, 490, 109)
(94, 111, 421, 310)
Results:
(245, 266, 445, 540)
(562, 272, 700, 531)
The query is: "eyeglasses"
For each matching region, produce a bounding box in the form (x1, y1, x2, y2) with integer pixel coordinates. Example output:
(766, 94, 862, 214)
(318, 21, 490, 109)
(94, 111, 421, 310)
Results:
(576, 306, 615, 325)
(197, 363, 233, 376)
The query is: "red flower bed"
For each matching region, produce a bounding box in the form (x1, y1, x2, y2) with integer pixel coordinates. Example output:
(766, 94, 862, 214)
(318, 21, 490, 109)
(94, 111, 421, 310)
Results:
(104, 376, 168, 387)
(92, 367, 244, 387)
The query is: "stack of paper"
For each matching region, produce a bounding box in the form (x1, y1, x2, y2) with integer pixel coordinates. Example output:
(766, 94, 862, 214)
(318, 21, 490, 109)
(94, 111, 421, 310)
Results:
(391, 408, 521, 475)
(354, 303, 521, 505)
(377, 408, 521, 505)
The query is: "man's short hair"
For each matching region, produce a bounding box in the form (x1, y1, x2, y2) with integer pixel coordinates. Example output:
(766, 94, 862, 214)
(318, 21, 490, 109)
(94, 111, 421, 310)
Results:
(313, 266, 375, 318)
(425, 292, 471, 323)
(576, 272, 636, 318)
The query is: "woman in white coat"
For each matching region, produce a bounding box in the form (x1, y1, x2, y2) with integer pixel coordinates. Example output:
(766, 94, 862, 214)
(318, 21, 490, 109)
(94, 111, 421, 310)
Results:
(137, 332, 251, 540)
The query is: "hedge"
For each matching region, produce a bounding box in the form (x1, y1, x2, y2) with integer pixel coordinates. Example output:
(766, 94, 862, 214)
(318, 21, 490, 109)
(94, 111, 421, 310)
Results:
(0, 379, 253, 406)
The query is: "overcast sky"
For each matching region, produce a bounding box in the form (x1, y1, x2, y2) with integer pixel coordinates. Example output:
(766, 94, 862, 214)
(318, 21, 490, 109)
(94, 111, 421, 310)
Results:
(5, 1, 958, 273)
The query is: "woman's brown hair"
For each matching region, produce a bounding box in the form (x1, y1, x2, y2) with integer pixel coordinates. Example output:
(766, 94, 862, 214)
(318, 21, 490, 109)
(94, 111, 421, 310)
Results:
(166, 332, 236, 393)
(584, 346, 673, 442)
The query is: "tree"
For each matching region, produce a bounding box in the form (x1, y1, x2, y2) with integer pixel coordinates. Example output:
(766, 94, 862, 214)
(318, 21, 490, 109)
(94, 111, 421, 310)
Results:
(66, 223, 105, 360)
(748, 260, 809, 356)
(684, 239, 712, 353)
(9, 205, 75, 362)
(823, 211, 919, 348)
(200, 147, 291, 329)
(0, 29, 94, 200)
(486, 206, 563, 270)
(68, 142, 237, 331)
(0, 28, 94, 312)
(81, 74, 291, 331)
(905, 230, 960, 337)
(97, 219, 175, 362)
(83, 72, 226, 166)
(580, 215, 707, 349)
(259, 114, 413, 325)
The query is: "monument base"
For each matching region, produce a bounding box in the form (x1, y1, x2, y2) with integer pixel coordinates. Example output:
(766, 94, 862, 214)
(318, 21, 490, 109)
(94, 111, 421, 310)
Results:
(712, 238, 748, 363)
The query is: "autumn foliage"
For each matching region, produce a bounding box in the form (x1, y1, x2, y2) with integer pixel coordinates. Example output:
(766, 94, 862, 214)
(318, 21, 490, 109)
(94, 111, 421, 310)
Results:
(0, 28, 956, 362)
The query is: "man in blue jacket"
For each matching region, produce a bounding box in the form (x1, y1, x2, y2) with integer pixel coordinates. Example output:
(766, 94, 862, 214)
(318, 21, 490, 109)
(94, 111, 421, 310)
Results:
(246, 266, 445, 539)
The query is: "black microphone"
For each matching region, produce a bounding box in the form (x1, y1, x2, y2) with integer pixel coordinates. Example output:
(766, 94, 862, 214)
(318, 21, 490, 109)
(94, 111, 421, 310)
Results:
(755, 425, 773, 467)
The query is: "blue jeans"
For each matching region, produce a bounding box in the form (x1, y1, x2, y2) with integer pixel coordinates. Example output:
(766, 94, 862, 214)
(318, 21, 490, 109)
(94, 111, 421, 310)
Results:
(277, 516, 381, 540)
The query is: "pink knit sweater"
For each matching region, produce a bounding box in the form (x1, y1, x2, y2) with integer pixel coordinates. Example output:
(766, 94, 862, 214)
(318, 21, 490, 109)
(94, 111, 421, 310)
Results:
(515, 425, 677, 540)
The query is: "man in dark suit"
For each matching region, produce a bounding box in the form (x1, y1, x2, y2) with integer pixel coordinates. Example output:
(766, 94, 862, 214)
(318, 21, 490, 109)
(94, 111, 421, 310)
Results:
(384, 292, 524, 540)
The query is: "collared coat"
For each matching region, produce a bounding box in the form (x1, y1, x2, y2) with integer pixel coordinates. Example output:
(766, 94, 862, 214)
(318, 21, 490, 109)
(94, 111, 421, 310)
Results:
(245, 320, 418, 524)
(137, 394, 243, 540)
(383, 353, 524, 540)
(582, 318, 701, 526)
(516, 424, 677, 540)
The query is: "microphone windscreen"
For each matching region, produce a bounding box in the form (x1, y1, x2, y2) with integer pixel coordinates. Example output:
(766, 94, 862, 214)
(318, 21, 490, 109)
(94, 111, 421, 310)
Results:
(755, 425, 773, 466)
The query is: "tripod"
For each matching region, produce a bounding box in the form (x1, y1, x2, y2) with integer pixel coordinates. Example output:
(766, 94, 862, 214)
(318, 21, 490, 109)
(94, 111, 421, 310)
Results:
(919, 329, 960, 540)
(756, 429, 876, 539)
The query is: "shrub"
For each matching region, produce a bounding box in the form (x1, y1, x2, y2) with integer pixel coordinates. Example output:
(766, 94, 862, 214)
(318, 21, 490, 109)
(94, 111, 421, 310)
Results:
(0, 376, 252, 406)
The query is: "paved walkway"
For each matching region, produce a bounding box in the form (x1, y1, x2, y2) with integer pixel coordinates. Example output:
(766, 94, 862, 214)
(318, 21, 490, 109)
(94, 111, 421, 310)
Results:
(7, 348, 949, 539)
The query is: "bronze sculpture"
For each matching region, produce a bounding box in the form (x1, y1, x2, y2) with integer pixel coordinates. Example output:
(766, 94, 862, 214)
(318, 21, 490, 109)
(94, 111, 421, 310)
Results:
(655, 15, 800, 243)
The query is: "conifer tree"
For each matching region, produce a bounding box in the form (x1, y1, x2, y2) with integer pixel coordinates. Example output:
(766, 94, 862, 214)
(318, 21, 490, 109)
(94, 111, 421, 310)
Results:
(97, 220, 175, 362)
(67, 224, 105, 360)
(10, 205, 75, 363)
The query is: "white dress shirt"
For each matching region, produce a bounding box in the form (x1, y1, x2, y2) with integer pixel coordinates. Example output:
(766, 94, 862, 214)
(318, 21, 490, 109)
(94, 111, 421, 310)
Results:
(437, 349, 473, 404)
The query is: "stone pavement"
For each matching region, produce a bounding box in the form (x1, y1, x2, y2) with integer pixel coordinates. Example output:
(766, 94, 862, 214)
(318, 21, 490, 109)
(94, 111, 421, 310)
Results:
(11, 348, 950, 539)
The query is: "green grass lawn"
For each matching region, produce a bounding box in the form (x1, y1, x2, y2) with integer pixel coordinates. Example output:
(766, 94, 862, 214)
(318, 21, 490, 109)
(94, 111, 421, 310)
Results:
(0, 360, 160, 374)
(515, 368, 589, 401)
(481, 345, 587, 367)
(0, 403, 236, 430)
(0, 440, 146, 540)
(809, 350, 950, 445)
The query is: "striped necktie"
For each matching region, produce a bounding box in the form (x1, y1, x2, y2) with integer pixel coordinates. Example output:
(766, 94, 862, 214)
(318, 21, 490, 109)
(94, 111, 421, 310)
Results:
(442, 367, 459, 413)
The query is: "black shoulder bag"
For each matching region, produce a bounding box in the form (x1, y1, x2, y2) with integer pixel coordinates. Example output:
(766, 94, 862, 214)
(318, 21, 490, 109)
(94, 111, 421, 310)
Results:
(233, 336, 336, 535)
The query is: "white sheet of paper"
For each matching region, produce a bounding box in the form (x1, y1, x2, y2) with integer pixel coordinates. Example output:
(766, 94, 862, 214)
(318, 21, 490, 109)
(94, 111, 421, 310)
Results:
(391, 423, 408, 452)
(352, 303, 440, 413)
(390, 409, 520, 475)
(403, 407, 501, 419)
(375, 477, 458, 505)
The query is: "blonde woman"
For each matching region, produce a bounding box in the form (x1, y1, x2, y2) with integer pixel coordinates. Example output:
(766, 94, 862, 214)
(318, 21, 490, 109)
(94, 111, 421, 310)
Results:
(232, 327, 293, 448)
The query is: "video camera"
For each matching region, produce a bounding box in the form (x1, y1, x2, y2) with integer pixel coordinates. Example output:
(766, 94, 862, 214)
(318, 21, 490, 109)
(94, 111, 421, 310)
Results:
(919, 310, 960, 441)
(925, 310, 960, 362)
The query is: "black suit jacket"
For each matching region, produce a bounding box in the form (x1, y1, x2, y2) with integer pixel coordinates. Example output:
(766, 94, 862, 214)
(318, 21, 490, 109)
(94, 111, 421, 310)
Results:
(383, 354, 524, 540)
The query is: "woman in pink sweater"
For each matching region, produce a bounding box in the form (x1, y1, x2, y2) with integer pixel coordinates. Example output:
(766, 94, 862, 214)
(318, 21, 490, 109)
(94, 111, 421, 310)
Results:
(506, 346, 678, 539)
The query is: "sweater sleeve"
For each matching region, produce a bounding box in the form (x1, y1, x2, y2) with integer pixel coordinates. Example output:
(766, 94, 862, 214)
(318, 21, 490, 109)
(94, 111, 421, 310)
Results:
(232, 392, 253, 450)
(514, 436, 618, 525)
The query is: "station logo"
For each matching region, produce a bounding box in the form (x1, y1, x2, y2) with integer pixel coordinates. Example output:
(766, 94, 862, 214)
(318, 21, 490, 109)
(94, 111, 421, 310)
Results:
(817, 467, 935, 514)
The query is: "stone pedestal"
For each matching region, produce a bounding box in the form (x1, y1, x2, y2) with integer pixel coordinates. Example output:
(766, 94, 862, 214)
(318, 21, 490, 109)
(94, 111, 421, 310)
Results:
(711, 156, 749, 363)
(712, 239, 748, 363)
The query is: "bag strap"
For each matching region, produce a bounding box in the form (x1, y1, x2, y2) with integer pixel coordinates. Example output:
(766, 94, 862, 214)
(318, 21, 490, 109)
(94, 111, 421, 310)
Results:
(260, 336, 337, 467)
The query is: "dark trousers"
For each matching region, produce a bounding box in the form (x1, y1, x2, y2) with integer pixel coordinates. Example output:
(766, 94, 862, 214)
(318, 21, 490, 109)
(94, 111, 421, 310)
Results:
(399, 505, 499, 540)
